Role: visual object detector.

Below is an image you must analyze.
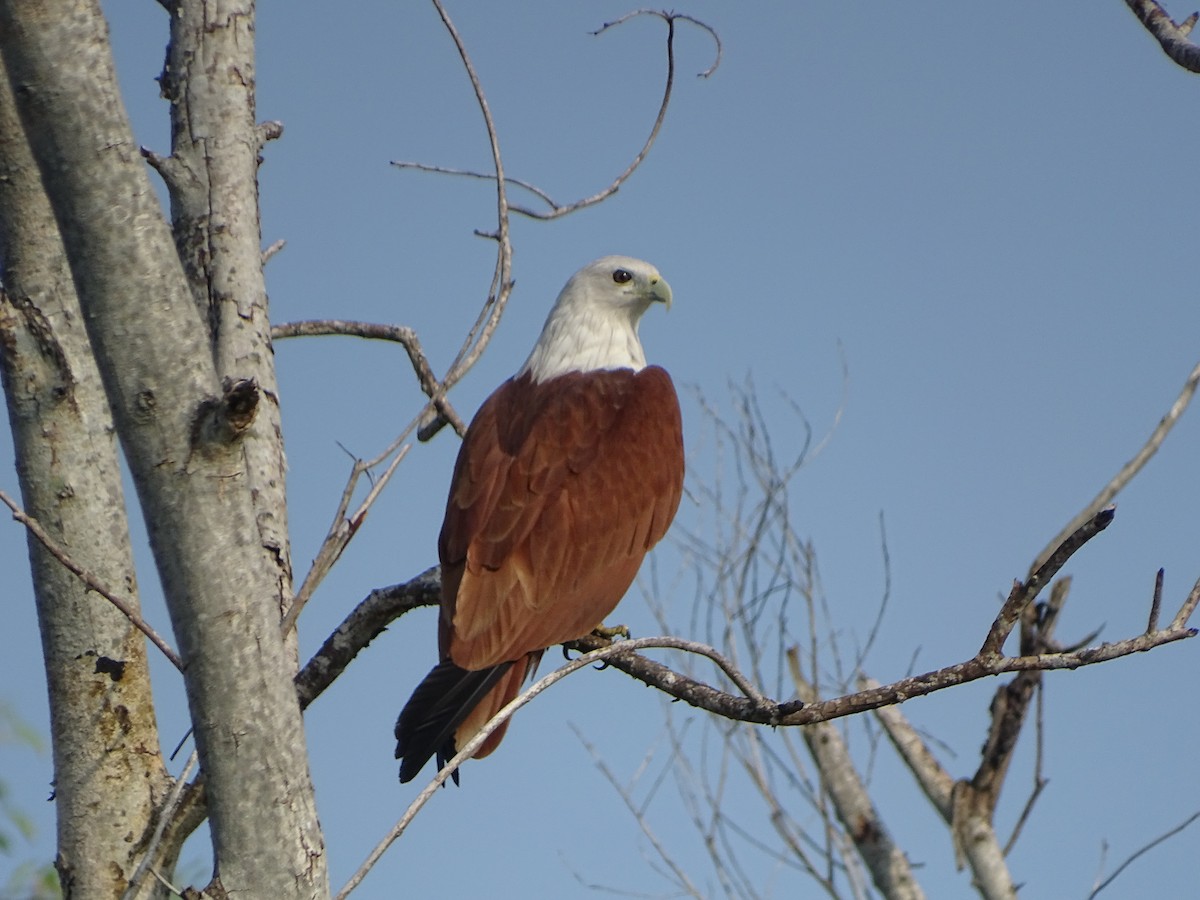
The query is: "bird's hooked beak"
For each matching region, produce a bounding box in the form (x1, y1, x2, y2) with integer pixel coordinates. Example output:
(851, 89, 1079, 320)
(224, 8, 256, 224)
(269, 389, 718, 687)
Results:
(648, 275, 672, 311)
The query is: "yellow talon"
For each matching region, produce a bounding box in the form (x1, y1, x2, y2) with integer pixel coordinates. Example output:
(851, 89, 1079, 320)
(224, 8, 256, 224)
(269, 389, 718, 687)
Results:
(592, 623, 630, 640)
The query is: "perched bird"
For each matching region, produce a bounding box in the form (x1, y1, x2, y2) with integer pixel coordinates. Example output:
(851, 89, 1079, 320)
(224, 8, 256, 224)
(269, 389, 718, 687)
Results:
(395, 255, 685, 783)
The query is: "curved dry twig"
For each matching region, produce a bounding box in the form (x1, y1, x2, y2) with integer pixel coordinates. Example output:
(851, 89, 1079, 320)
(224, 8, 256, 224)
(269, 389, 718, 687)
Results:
(280, 440, 411, 634)
(391, 10, 721, 221)
(334, 635, 753, 898)
(271, 319, 464, 435)
(1087, 810, 1200, 898)
(278, 0, 519, 630)
(426, 0, 513, 391)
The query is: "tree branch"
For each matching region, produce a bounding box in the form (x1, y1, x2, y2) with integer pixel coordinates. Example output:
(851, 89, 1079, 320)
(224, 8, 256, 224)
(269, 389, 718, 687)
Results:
(984, 508, 1114, 660)
(0, 488, 183, 671)
(281, 440, 411, 635)
(1124, 0, 1200, 72)
(1029, 357, 1200, 574)
(391, 11, 721, 221)
(295, 568, 441, 709)
(308, 509, 1198, 739)
(270, 318, 464, 436)
(1087, 809, 1200, 898)
(789, 654, 926, 900)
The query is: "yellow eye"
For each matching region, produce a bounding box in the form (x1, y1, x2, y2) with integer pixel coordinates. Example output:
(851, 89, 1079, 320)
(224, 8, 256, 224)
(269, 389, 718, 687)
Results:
(612, 268, 633, 284)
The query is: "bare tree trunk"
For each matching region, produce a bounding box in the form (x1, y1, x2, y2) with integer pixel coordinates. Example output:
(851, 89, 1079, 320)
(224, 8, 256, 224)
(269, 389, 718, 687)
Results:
(0, 51, 172, 900)
(0, 1, 327, 895)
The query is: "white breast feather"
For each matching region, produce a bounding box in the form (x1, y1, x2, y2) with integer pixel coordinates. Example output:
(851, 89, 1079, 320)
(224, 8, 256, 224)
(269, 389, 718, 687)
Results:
(519, 296, 646, 383)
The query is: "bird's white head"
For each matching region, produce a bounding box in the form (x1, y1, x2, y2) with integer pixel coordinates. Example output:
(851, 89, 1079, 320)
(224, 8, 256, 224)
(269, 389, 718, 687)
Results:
(519, 255, 672, 383)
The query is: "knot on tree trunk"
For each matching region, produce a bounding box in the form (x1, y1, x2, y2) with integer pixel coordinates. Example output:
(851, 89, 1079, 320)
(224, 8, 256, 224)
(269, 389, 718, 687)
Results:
(191, 377, 259, 450)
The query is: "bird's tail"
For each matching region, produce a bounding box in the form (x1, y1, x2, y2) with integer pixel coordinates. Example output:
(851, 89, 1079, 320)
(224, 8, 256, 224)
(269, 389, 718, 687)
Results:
(394, 653, 540, 784)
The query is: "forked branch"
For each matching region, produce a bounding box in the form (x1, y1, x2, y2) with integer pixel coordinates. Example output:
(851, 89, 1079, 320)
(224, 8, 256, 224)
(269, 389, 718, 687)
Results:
(391, 10, 720, 221)
(335, 525, 1197, 896)
(270, 319, 465, 436)
(278, 6, 715, 630)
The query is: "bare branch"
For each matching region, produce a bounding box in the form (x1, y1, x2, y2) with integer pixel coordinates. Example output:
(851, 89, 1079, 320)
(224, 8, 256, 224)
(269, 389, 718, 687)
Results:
(1087, 810, 1200, 898)
(261, 238, 286, 265)
(336, 636, 747, 898)
(789, 655, 926, 900)
(982, 507, 1114, 660)
(1030, 358, 1200, 574)
(120, 751, 199, 900)
(0, 488, 183, 671)
(1147, 567, 1165, 633)
(971, 576, 1072, 822)
(271, 318, 465, 435)
(593, 9, 722, 77)
(281, 441, 411, 634)
(392, 11, 721, 222)
(863, 676, 955, 817)
(386, 162, 558, 208)
(426, 0, 513, 393)
(576, 589, 1195, 732)
(1124, 0, 1200, 72)
(570, 724, 706, 900)
(309, 507, 1195, 764)
(295, 568, 441, 710)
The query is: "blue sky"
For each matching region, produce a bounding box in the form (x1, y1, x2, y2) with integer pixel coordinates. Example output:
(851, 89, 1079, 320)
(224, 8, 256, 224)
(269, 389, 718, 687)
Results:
(5, 1, 1200, 897)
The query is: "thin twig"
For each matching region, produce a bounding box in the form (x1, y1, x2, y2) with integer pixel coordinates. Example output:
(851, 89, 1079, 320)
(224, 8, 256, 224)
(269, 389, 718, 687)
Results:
(386, 162, 557, 207)
(261, 238, 285, 265)
(1147, 568, 1165, 633)
(334, 636, 748, 898)
(570, 724, 706, 900)
(281, 442, 410, 634)
(426, 0, 513, 392)
(121, 751, 199, 900)
(1001, 680, 1047, 856)
(271, 318, 464, 435)
(0, 488, 183, 670)
(392, 11, 720, 221)
(1087, 810, 1200, 898)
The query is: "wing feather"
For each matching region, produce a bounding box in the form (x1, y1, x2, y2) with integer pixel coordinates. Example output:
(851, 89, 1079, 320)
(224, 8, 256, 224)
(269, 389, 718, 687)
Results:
(439, 367, 683, 670)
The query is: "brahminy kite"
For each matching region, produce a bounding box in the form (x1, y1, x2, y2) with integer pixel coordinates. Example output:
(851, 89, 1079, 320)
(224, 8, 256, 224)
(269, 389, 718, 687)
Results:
(395, 255, 684, 783)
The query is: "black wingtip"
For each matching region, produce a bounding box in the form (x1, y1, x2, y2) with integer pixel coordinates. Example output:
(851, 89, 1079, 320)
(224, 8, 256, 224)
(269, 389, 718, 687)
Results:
(395, 660, 513, 784)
